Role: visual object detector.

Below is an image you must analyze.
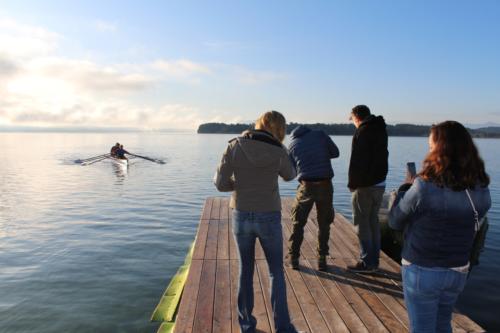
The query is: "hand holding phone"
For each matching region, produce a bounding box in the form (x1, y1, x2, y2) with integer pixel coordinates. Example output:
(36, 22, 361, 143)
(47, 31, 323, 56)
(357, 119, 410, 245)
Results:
(405, 162, 417, 183)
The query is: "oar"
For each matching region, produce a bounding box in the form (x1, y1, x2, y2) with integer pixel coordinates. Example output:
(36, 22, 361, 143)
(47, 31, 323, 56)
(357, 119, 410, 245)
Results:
(81, 155, 111, 166)
(76, 154, 110, 164)
(127, 153, 165, 164)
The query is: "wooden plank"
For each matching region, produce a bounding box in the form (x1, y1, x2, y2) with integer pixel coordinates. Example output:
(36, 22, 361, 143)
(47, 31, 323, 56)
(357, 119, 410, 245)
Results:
(332, 246, 408, 331)
(312, 265, 370, 333)
(283, 267, 310, 332)
(213, 260, 232, 333)
(298, 216, 390, 332)
(229, 259, 272, 332)
(205, 220, 219, 260)
(192, 222, 209, 260)
(283, 261, 331, 332)
(192, 260, 217, 333)
(256, 257, 310, 333)
(255, 260, 276, 332)
(210, 197, 222, 220)
(287, 218, 369, 333)
(303, 213, 406, 332)
(220, 197, 230, 220)
(174, 260, 203, 333)
(282, 213, 370, 332)
(230, 260, 240, 333)
(201, 197, 214, 220)
(217, 218, 229, 260)
(283, 227, 348, 332)
(281, 197, 293, 220)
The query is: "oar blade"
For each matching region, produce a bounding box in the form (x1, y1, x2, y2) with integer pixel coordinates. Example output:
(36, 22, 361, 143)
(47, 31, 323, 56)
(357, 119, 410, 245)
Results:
(81, 155, 110, 166)
(127, 153, 165, 164)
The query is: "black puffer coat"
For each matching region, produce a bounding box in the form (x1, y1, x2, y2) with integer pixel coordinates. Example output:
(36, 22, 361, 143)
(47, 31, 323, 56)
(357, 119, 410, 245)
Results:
(348, 115, 388, 189)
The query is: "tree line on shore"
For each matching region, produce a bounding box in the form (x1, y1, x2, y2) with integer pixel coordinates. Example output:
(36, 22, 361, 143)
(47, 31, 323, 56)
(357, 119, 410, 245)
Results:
(197, 122, 500, 138)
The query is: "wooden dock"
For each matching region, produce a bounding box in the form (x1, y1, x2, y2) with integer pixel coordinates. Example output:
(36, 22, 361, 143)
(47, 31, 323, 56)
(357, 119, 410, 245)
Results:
(172, 197, 484, 333)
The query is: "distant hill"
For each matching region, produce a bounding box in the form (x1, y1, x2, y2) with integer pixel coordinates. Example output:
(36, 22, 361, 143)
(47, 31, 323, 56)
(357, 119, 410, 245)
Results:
(197, 122, 500, 138)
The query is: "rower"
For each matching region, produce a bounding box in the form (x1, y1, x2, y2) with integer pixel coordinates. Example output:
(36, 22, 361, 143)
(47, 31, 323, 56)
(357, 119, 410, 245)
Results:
(110, 143, 120, 157)
(116, 145, 129, 160)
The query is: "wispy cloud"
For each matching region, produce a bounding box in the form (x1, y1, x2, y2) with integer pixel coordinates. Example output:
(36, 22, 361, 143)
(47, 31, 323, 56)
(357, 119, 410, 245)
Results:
(93, 19, 117, 32)
(151, 59, 211, 84)
(203, 40, 248, 51)
(230, 65, 287, 84)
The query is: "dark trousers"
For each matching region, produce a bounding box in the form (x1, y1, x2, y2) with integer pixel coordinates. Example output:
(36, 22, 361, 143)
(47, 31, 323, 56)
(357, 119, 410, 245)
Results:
(288, 181, 334, 258)
(351, 186, 384, 268)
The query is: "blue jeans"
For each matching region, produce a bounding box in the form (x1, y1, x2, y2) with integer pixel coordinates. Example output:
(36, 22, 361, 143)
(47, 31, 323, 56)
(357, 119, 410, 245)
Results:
(352, 186, 385, 268)
(402, 264, 468, 333)
(232, 210, 297, 333)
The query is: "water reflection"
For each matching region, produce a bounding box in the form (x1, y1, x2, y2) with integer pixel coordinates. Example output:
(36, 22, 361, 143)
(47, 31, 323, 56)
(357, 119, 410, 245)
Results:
(111, 162, 128, 182)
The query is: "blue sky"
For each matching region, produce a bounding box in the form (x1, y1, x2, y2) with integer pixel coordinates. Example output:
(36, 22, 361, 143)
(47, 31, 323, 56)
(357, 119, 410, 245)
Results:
(0, 1, 499, 129)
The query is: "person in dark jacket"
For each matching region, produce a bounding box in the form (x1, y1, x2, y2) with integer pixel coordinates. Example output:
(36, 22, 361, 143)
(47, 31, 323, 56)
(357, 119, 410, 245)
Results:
(287, 125, 339, 271)
(110, 143, 120, 157)
(115, 145, 129, 160)
(347, 105, 388, 273)
(389, 121, 491, 333)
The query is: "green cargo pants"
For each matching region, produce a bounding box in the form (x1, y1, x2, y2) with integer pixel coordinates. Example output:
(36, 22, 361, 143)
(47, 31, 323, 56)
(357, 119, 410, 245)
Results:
(288, 181, 334, 258)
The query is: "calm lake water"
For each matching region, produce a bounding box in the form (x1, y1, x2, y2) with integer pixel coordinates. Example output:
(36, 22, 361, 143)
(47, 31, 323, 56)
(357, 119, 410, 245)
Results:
(0, 132, 499, 332)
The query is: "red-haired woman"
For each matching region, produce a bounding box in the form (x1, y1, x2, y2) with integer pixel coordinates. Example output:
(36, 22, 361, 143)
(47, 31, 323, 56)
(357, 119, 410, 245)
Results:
(389, 121, 491, 333)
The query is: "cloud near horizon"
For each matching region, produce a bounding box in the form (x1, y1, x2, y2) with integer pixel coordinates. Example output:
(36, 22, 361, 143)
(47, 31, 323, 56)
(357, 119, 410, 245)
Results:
(0, 18, 286, 129)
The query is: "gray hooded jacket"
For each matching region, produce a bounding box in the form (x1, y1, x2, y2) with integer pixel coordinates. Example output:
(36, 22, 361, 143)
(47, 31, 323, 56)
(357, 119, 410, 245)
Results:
(214, 129, 296, 212)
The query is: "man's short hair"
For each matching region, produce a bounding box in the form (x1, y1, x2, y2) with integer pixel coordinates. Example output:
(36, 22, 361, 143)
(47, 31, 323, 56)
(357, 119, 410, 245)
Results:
(351, 105, 371, 120)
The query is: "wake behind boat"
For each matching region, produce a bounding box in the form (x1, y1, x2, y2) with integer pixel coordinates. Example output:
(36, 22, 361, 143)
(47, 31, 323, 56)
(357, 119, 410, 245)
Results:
(109, 156, 128, 168)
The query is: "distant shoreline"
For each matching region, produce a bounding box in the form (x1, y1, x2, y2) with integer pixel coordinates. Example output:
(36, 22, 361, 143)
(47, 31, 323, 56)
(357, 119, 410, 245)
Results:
(197, 122, 500, 138)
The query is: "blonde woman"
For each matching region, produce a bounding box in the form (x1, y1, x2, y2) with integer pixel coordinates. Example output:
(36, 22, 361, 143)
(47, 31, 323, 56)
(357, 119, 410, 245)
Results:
(215, 111, 299, 333)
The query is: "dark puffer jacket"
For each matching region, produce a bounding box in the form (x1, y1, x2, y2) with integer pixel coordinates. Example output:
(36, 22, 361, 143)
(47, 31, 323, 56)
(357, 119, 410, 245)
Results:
(348, 115, 388, 189)
(389, 177, 491, 267)
(288, 125, 339, 182)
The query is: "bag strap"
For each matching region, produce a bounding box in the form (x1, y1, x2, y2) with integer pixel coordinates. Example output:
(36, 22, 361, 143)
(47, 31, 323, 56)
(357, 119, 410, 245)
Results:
(465, 189, 480, 233)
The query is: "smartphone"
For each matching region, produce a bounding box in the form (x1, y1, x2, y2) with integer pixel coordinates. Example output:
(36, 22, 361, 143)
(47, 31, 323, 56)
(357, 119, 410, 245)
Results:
(406, 162, 417, 178)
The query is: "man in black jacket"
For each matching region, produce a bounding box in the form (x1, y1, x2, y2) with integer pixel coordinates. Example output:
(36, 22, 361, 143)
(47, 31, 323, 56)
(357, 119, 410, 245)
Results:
(347, 105, 388, 272)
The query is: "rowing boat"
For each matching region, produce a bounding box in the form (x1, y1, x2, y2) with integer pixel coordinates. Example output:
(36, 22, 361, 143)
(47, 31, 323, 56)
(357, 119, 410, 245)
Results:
(110, 156, 128, 168)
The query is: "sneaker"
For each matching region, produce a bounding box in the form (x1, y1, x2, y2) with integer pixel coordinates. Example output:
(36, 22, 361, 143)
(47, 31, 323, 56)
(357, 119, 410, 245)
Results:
(289, 256, 299, 270)
(318, 255, 327, 271)
(346, 261, 377, 273)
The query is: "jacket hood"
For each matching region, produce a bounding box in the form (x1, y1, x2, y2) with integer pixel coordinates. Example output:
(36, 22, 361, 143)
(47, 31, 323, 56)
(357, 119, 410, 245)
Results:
(290, 125, 311, 140)
(235, 130, 284, 167)
(360, 115, 386, 130)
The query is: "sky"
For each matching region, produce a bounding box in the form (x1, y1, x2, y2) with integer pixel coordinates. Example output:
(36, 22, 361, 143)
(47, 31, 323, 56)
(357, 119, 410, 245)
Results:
(0, 0, 499, 130)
